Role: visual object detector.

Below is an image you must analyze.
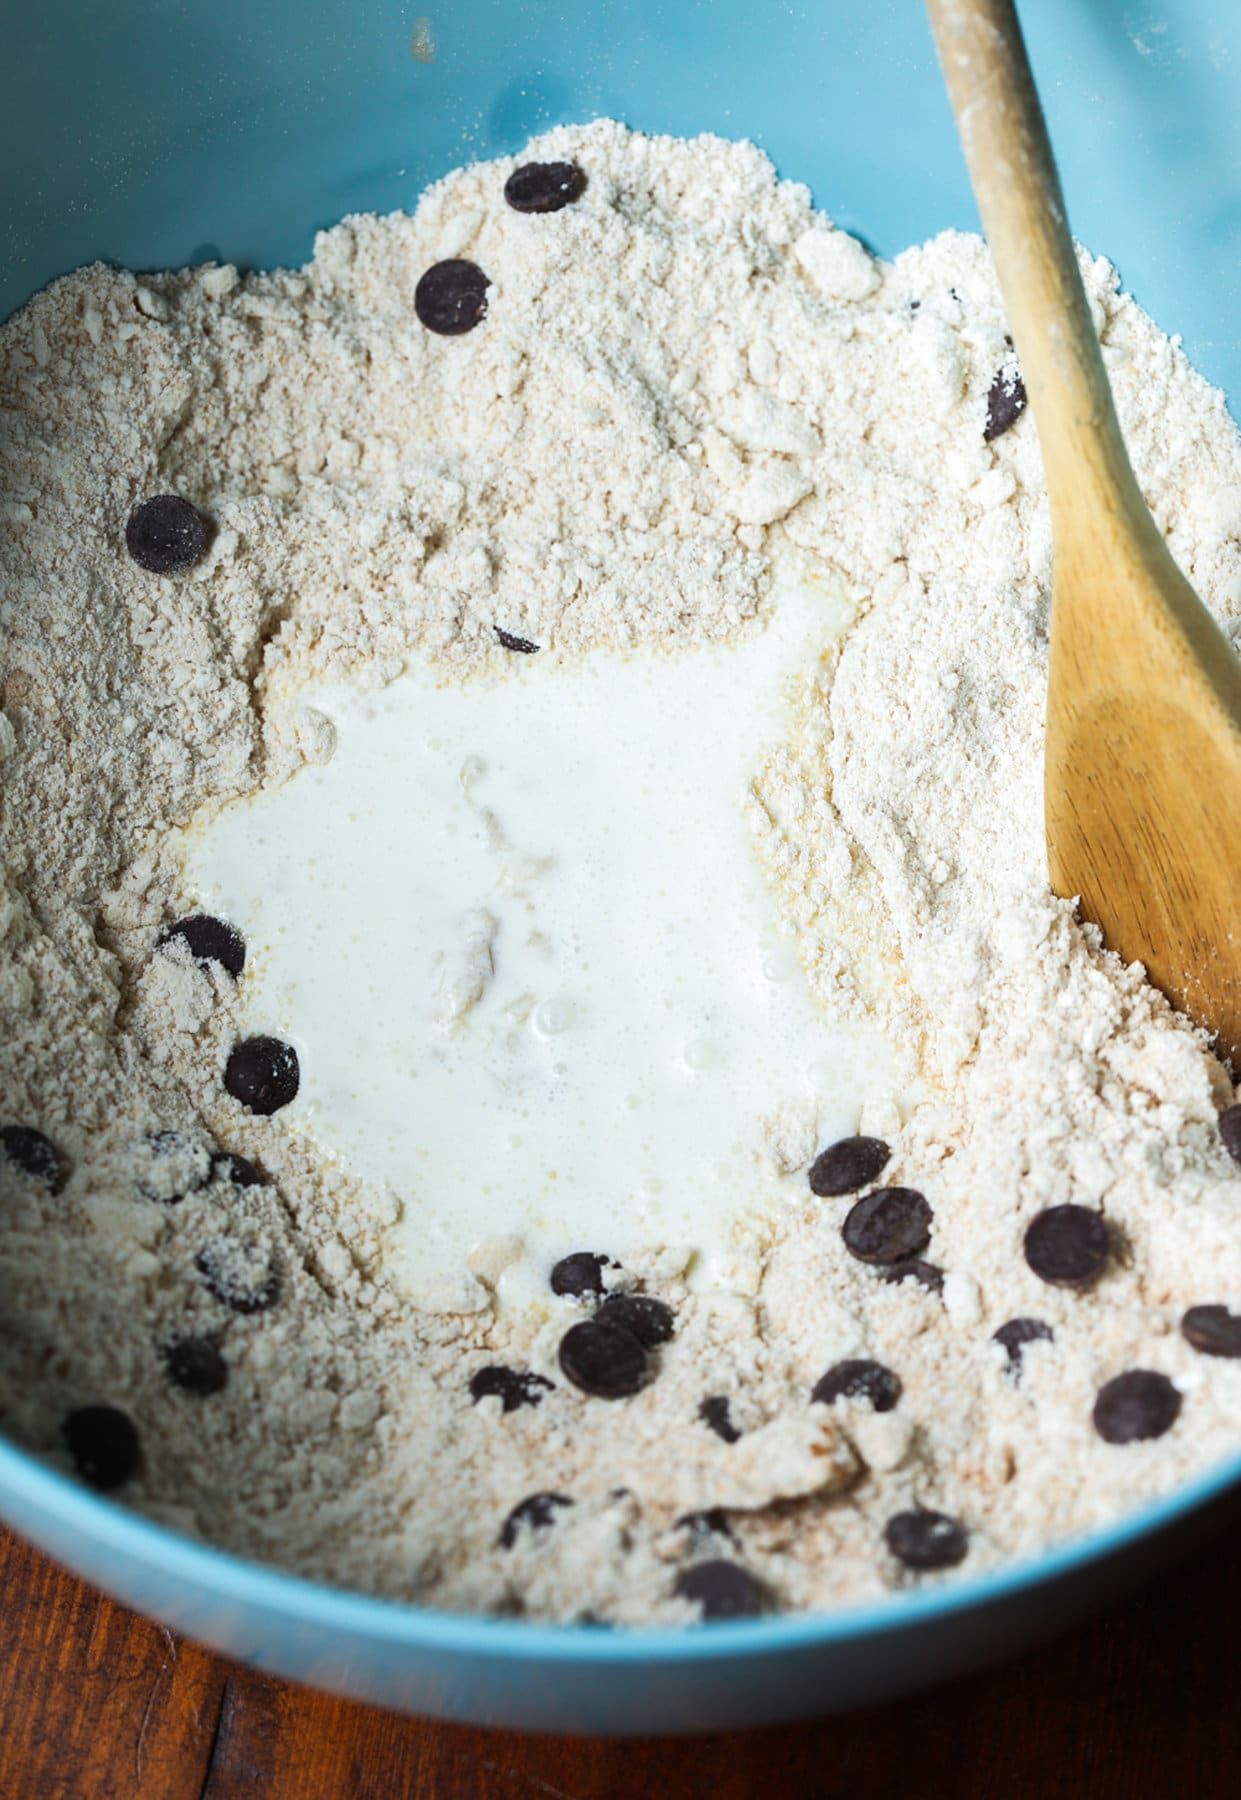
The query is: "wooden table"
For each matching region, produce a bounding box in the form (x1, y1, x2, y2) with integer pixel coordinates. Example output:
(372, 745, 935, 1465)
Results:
(1, 1517, 1238, 1799)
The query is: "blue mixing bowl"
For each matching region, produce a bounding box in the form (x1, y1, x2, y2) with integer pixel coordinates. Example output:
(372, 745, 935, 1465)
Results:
(4, 0, 1241, 1734)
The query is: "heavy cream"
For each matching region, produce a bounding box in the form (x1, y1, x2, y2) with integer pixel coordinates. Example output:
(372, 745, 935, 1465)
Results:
(182, 554, 910, 1306)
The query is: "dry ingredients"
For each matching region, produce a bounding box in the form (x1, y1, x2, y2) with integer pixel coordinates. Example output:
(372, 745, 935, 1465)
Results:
(4, 119, 1241, 1623)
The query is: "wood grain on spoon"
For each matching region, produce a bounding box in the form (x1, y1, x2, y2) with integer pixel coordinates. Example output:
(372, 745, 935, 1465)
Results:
(926, 0, 1241, 1064)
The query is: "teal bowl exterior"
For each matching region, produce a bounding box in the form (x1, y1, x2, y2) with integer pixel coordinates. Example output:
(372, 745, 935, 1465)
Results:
(4, 0, 1241, 1733)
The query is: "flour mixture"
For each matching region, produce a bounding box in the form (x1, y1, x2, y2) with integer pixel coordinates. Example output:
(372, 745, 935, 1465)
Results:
(4, 121, 1241, 1622)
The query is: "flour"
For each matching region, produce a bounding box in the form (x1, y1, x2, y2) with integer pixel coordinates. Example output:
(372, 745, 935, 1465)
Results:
(5, 119, 1241, 1622)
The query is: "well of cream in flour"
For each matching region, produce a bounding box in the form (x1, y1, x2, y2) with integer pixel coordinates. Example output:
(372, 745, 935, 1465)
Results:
(182, 553, 909, 1303)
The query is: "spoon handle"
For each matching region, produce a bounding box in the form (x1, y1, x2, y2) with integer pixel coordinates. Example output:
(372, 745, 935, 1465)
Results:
(925, 0, 1143, 531)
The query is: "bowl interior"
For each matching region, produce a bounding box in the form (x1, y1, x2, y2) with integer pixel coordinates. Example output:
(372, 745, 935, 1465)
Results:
(5, 0, 1241, 1729)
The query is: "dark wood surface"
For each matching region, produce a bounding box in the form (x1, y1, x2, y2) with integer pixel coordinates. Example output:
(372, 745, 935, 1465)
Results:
(0, 1517, 1238, 1800)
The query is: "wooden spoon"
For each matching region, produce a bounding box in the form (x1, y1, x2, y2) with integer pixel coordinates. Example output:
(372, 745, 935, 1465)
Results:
(926, 0, 1241, 1064)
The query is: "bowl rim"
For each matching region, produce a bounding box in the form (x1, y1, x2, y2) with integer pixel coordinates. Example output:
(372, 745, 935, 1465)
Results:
(3, 1424, 1240, 1659)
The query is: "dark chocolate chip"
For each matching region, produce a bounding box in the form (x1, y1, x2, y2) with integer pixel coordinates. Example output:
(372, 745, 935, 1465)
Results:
(414, 259, 490, 336)
(494, 626, 540, 654)
(595, 1293, 675, 1348)
(808, 1135, 891, 1197)
(699, 1394, 741, 1444)
(841, 1187, 932, 1265)
(1092, 1370, 1182, 1444)
(811, 1358, 902, 1413)
(675, 1507, 736, 1543)
(195, 1236, 281, 1314)
(209, 1150, 265, 1189)
(137, 1129, 212, 1204)
(162, 1337, 229, 1396)
(468, 1365, 554, 1412)
(224, 1036, 299, 1115)
(158, 914, 245, 979)
(0, 1124, 69, 1194)
(498, 1491, 572, 1549)
(62, 1404, 140, 1490)
(984, 367, 1027, 441)
(992, 1316, 1054, 1377)
(1218, 1104, 1241, 1165)
(674, 1560, 762, 1620)
(1181, 1304, 1241, 1358)
(878, 1258, 944, 1296)
(558, 1319, 647, 1399)
(125, 495, 209, 573)
(550, 1251, 614, 1299)
(504, 160, 586, 214)
(885, 1508, 968, 1571)
(1023, 1204, 1110, 1287)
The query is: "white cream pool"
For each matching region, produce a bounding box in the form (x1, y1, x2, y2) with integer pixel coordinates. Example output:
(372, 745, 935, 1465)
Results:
(183, 556, 910, 1306)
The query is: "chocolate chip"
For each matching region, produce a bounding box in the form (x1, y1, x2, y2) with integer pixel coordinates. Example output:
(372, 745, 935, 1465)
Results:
(498, 1491, 572, 1549)
(495, 626, 540, 654)
(125, 495, 209, 573)
(1181, 1304, 1241, 1358)
(699, 1394, 741, 1443)
(674, 1560, 762, 1620)
(414, 259, 490, 335)
(675, 1507, 736, 1543)
(885, 1508, 968, 1571)
(158, 914, 245, 979)
(841, 1187, 932, 1265)
(558, 1319, 647, 1399)
(595, 1293, 675, 1348)
(878, 1259, 944, 1296)
(137, 1130, 212, 1204)
(992, 1316, 1054, 1377)
(468, 1365, 554, 1412)
(808, 1135, 891, 1197)
(1218, 1104, 1241, 1165)
(224, 1036, 299, 1115)
(811, 1358, 902, 1413)
(209, 1150, 265, 1189)
(1023, 1204, 1110, 1286)
(196, 1236, 281, 1314)
(162, 1337, 229, 1396)
(504, 160, 586, 214)
(1093, 1370, 1182, 1444)
(0, 1124, 69, 1194)
(550, 1251, 614, 1299)
(62, 1404, 140, 1490)
(984, 366, 1027, 441)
